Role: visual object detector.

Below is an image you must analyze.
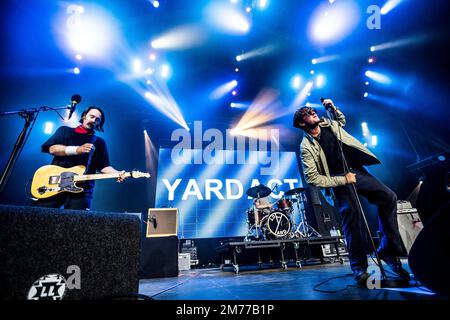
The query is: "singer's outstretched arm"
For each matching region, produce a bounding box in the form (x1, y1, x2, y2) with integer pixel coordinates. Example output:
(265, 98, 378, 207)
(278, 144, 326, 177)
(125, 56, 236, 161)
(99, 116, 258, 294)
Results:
(333, 108, 346, 127)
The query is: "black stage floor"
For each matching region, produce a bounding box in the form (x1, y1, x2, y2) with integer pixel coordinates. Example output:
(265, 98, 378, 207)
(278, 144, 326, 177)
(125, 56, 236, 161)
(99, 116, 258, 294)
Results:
(139, 259, 440, 300)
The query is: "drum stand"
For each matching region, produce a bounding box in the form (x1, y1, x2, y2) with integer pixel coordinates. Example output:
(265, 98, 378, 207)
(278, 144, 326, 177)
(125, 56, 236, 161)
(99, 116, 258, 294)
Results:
(292, 193, 320, 238)
(245, 206, 265, 241)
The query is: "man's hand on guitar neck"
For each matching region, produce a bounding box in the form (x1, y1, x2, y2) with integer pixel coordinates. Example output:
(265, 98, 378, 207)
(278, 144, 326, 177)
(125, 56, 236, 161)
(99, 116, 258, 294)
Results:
(101, 166, 128, 183)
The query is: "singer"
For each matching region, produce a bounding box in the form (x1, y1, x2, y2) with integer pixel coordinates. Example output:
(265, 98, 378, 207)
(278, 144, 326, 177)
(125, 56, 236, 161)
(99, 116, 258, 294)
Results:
(293, 99, 409, 286)
(34, 106, 127, 210)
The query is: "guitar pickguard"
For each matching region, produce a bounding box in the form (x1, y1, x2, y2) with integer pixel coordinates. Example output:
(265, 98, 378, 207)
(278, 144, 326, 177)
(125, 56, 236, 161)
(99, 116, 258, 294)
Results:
(58, 171, 84, 192)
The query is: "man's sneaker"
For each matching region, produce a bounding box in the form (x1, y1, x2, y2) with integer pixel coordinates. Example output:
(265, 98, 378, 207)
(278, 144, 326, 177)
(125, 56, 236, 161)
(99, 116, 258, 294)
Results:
(377, 250, 410, 280)
(353, 268, 370, 287)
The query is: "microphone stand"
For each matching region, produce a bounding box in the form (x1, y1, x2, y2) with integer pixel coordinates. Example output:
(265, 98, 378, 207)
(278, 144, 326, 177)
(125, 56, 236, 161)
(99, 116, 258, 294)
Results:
(327, 106, 409, 288)
(0, 105, 71, 193)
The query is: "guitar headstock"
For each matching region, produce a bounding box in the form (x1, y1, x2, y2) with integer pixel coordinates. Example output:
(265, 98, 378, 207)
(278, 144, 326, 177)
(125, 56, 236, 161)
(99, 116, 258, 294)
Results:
(130, 171, 151, 179)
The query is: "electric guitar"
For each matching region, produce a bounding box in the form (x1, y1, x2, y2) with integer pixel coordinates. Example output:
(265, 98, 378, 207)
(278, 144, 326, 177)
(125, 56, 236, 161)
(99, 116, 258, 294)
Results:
(31, 165, 150, 199)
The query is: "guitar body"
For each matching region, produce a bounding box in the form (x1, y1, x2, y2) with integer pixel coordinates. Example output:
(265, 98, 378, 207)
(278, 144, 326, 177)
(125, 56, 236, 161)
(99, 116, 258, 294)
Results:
(31, 165, 86, 199)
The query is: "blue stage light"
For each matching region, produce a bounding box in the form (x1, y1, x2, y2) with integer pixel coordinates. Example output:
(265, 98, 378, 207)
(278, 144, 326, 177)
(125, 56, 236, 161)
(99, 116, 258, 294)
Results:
(60, 4, 119, 60)
(361, 122, 369, 137)
(315, 74, 326, 88)
(151, 24, 207, 50)
(381, 0, 402, 15)
(291, 75, 302, 90)
(73, 67, 80, 74)
(161, 64, 170, 78)
(308, 0, 360, 46)
(363, 92, 369, 98)
(257, 0, 269, 10)
(152, 1, 160, 8)
(44, 122, 54, 135)
(210, 80, 239, 100)
(132, 59, 142, 73)
(365, 70, 392, 85)
(205, 3, 250, 34)
(311, 55, 340, 65)
(230, 102, 248, 109)
(371, 135, 378, 146)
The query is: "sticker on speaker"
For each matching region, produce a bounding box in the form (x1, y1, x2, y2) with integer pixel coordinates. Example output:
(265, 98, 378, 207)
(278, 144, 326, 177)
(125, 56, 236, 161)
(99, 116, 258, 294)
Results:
(27, 274, 67, 300)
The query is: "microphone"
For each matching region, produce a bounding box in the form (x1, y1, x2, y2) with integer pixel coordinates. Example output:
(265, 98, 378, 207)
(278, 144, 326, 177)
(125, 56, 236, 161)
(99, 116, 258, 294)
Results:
(68, 94, 81, 120)
(320, 97, 335, 111)
(149, 215, 157, 229)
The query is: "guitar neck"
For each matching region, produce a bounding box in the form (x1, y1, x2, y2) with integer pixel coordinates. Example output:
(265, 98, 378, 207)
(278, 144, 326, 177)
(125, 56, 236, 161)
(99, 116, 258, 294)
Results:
(74, 172, 131, 182)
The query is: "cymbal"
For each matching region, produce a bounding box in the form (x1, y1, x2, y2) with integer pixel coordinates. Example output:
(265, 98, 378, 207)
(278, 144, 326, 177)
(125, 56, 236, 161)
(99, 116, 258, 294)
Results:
(284, 187, 306, 196)
(246, 184, 271, 198)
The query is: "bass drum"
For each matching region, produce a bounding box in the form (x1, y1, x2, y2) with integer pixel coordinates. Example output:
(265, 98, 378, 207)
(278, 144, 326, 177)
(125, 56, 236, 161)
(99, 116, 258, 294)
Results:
(263, 210, 291, 239)
(247, 207, 265, 226)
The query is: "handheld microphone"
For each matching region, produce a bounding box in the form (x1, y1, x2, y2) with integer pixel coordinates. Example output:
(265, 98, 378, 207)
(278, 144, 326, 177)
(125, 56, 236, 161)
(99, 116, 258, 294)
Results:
(320, 97, 335, 111)
(68, 94, 81, 120)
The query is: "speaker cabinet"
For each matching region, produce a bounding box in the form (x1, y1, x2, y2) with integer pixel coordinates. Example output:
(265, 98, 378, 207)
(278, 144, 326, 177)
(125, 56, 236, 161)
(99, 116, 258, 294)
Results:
(146, 208, 178, 237)
(408, 201, 450, 296)
(0, 205, 140, 300)
(139, 236, 179, 279)
(304, 185, 343, 236)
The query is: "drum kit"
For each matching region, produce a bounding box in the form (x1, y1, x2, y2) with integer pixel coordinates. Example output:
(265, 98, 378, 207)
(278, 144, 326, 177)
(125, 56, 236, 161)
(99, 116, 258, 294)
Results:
(244, 184, 320, 241)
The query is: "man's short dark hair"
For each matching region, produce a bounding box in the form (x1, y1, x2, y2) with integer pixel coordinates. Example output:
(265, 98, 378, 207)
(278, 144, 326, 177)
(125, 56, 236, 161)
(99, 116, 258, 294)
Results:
(293, 106, 313, 129)
(79, 106, 105, 132)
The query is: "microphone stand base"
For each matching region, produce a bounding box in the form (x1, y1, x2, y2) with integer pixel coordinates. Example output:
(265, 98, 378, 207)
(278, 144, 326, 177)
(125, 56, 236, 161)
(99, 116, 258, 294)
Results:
(380, 277, 411, 288)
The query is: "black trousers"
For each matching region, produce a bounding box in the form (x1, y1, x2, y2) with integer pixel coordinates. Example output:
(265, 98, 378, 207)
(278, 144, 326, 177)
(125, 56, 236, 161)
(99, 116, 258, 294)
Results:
(334, 168, 403, 272)
(33, 192, 93, 210)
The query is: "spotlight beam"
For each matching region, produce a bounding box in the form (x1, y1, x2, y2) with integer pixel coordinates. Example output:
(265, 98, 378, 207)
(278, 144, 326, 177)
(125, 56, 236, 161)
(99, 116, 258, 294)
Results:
(210, 80, 238, 100)
(311, 54, 340, 64)
(150, 24, 207, 50)
(380, 0, 403, 15)
(370, 34, 429, 52)
(365, 70, 392, 85)
(235, 45, 275, 62)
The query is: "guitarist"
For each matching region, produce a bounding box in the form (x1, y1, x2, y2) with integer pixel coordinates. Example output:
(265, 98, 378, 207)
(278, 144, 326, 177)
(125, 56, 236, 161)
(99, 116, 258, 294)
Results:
(34, 106, 127, 210)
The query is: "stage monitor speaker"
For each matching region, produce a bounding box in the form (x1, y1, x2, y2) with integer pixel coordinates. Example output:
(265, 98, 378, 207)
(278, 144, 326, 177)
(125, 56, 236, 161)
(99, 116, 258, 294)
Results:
(146, 208, 178, 237)
(0, 205, 140, 300)
(304, 185, 343, 236)
(408, 201, 450, 296)
(139, 236, 179, 279)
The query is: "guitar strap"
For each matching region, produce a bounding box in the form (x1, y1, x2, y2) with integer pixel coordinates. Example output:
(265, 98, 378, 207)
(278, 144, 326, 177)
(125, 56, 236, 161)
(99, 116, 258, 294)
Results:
(84, 135, 98, 174)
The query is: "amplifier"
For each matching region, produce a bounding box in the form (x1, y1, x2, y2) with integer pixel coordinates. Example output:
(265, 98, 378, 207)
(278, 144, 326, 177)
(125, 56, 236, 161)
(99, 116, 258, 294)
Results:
(396, 200, 423, 253)
(321, 240, 348, 258)
(146, 208, 178, 237)
(180, 239, 198, 265)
